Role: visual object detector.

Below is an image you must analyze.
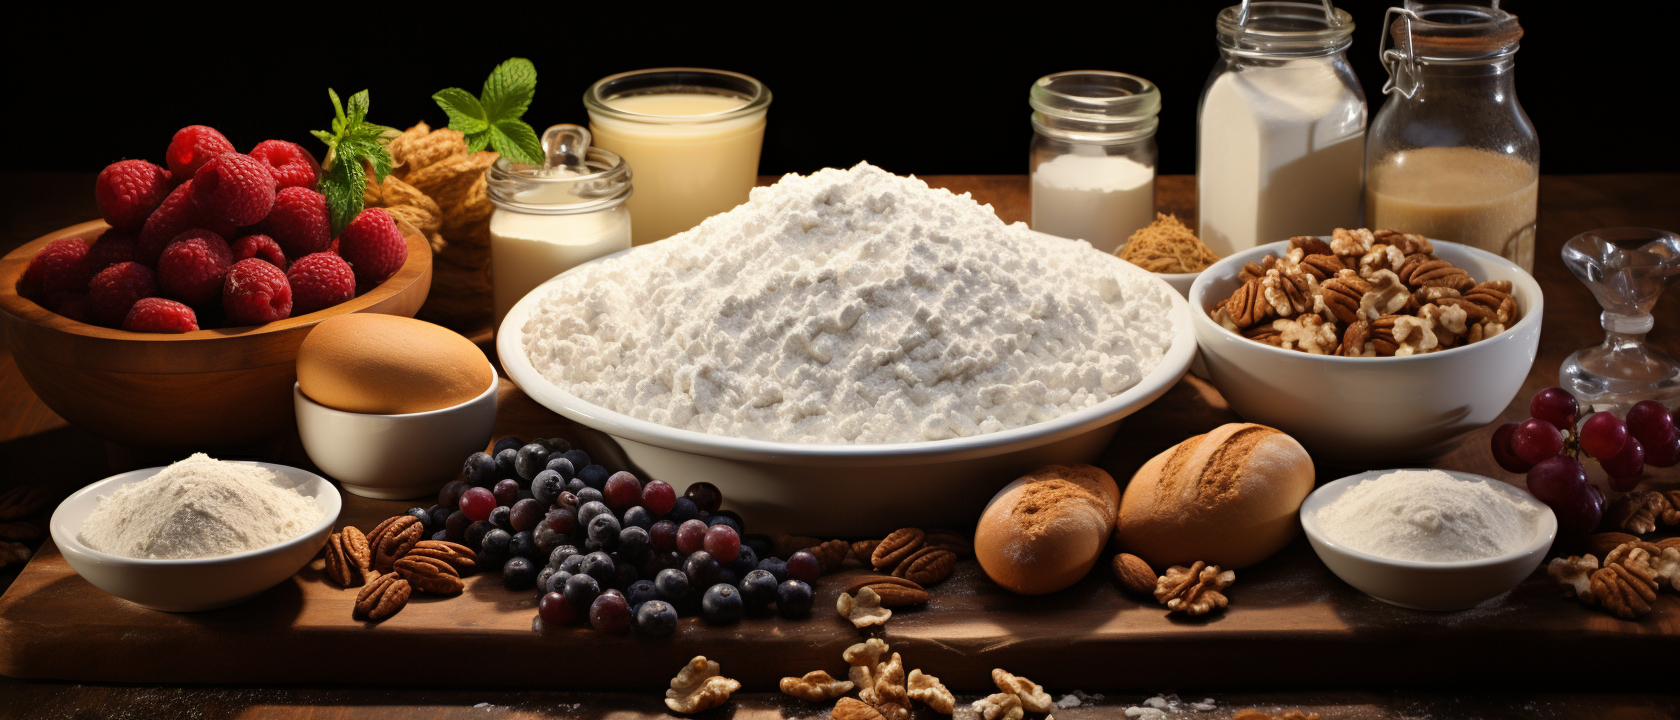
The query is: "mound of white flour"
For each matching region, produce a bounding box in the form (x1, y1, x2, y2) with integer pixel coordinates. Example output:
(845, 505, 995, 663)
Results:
(521, 163, 1175, 444)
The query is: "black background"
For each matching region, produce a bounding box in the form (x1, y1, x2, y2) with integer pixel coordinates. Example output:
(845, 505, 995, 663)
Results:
(5, 2, 1672, 176)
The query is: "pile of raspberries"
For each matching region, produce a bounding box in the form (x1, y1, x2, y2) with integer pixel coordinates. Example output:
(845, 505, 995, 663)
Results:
(17, 125, 408, 333)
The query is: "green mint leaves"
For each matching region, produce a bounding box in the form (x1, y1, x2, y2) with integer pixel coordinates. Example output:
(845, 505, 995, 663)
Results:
(312, 88, 399, 236)
(432, 58, 543, 165)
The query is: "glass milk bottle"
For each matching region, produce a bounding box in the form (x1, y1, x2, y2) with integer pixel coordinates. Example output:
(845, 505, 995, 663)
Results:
(1366, 2, 1538, 272)
(489, 124, 632, 330)
(585, 68, 770, 246)
(1197, 0, 1366, 257)
(1029, 70, 1161, 254)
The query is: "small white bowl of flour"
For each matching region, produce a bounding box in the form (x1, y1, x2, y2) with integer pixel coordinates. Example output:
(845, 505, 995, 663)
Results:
(1300, 468, 1556, 611)
(49, 454, 340, 612)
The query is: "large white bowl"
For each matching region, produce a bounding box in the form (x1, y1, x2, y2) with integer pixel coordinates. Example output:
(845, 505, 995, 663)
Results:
(295, 373, 499, 500)
(49, 462, 341, 612)
(499, 239, 1197, 536)
(1190, 239, 1543, 466)
(1300, 469, 1556, 611)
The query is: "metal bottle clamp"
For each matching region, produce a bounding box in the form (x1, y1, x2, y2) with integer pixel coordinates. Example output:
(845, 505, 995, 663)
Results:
(1379, 6, 1424, 98)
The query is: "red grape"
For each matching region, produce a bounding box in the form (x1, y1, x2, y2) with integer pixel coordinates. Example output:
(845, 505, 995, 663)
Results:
(1511, 418, 1564, 465)
(641, 480, 676, 516)
(1626, 400, 1676, 447)
(685, 482, 723, 513)
(492, 479, 519, 507)
(1645, 424, 1680, 469)
(786, 550, 821, 582)
(676, 519, 708, 555)
(589, 592, 631, 634)
(650, 519, 678, 552)
(1529, 388, 1578, 431)
(1578, 412, 1629, 460)
(602, 471, 642, 510)
(510, 498, 544, 532)
(460, 487, 496, 522)
(703, 525, 740, 562)
(1491, 422, 1534, 473)
(1527, 456, 1602, 541)
(545, 507, 577, 534)
(538, 592, 575, 626)
(1602, 437, 1645, 491)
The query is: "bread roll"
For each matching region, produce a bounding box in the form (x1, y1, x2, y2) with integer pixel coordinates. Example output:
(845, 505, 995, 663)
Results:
(975, 464, 1120, 595)
(297, 314, 493, 414)
(1115, 423, 1313, 570)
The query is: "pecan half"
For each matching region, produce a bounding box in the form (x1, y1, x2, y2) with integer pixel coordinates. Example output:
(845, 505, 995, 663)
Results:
(1318, 270, 1370, 324)
(323, 533, 357, 587)
(1221, 279, 1271, 329)
(354, 572, 411, 620)
(1112, 553, 1158, 596)
(1155, 561, 1235, 616)
(1608, 491, 1667, 535)
(1663, 489, 1680, 526)
(893, 546, 957, 585)
(1374, 229, 1433, 256)
(367, 516, 423, 573)
(407, 540, 477, 573)
(1298, 253, 1344, 280)
(1242, 323, 1283, 347)
(1339, 320, 1373, 357)
(394, 554, 465, 594)
(1289, 235, 1335, 257)
(1399, 255, 1474, 291)
(1590, 563, 1658, 619)
(872, 528, 926, 570)
(844, 574, 926, 597)
(1367, 316, 1402, 356)
(0, 485, 52, 521)
(865, 582, 930, 607)
(806, 538, 850, 573)
(852, 539, 880, 561)
(1463, 281, 1519, 325)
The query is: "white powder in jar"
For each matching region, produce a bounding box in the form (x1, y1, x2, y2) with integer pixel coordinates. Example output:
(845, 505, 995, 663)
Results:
(521, 162, 1175, 445)
(78, 453, 323, 559)
(1314, 469, 1544, 563)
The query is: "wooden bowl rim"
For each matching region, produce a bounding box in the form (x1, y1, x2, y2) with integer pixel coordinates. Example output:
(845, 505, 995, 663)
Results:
(0, 219, 433, 343)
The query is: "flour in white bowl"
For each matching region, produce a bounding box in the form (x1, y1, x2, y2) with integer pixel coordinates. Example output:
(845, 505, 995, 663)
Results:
(79, 453, 322, 560)
(520, 162, 1175, 445)
(1315, 469, 1545, 563)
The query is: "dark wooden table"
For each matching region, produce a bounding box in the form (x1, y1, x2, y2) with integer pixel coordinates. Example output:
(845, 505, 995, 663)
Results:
(1, 173, 1677, 719)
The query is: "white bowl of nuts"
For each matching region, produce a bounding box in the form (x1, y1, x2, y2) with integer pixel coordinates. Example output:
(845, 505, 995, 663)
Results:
(1190, 232, 1543, 466)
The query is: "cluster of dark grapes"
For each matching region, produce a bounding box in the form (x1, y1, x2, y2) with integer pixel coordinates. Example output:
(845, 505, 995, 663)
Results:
(412, 436, 822, 637)
(1492, 389, 1680, 538)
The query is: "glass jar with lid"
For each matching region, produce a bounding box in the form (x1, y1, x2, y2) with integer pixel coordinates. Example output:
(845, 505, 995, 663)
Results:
(1197, 0, 1365, 258)
(488, 124, 633, 330)
(1029, 70, 1160, 255)
(1365, 1, 1537, 271)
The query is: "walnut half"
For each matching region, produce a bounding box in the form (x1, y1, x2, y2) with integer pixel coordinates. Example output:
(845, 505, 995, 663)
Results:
(779, 670, 853, 702)
(907, 669, 955, 714)
(665, 656, 740, 714)
(837, 586, 892, 628)
(1155, 561, 1235, 616)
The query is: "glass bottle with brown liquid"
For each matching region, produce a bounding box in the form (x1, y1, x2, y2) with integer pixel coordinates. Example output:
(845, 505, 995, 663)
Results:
(1365, 2, 1537, 272)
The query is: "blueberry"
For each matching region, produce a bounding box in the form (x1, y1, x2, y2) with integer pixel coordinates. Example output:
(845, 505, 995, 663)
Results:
(621, 506, 653, 530)
(577, 464, 611, 490)
(667, 497, 700, 523)
(489, 506, 513, 532)
(532, 470, 564, 506)
(565, 478, 587, 495)
(533, 523, 563, 554)
(563, 572, 600, 610)
(742, 533, 773, 560)
(577, 500, 609, 529)
(587, 512, 622, 549)
(537, 567, 554, 594)
(714, 567, 740, 588)
(655, 567, 690, 602)
(428, 505, 451, 534)
(493, 437, 525, 456)
(701, 584, 743, 625)
(581, 551, 616, 584)
(406, 506, 430, 527)
(465, 521, 495, 551)
(494, 447, 520, 479)
(558, 553, 586, 575)
(576, 487, 605, 506)
(618, 526, 651, 563)
(503, 556, 537, 590)
(740, 570, 777, 612)
(757, 557, 789, 583)
(626, 579, 659, 607)
(515, 443, 550, 481)
(559, 449, 591, 470)
(725, 545, 758, 577)
(481, 528, 512, 557)
(510, 530, 540, 560)
(430, 529, 448, 541)
(545, 569, 573, 595)
(536, 437, 571, 453)
(777, 580, 813, 617)
(549, 545, 581, 569)
(636, 599, 679, 638)
(545, 456, 577, 481)
(683, 550, 719, 589)
(463, 452, 498, 487)
(583, 537, 606, 553)
(705, 513, 742, 534)
(714, 509, 745, 531)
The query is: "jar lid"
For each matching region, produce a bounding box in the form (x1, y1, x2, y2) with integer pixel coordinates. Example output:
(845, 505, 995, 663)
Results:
(1030, 71, 1161, 124)
(1217, 1, 1355, 58)
(1393, 4, 1523, 63)
(487, 125, 633, 216)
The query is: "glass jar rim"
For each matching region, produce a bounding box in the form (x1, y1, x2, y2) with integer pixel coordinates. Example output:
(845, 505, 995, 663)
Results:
(1029, 70, 1161, 123)
(487, 147, 633, 215)
(1217, 1, 1355, 58)
(1396, 4, 1523, 63)
(584, 68, 771, 125)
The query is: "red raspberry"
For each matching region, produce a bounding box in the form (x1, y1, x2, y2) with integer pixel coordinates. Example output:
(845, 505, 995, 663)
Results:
(260, 187, 332, 260)
(248, 140, 319, 191)
(336, 208, 408, 290)
(139, 180, 235, 265)
(231, 234, 286, 269)
(123, 297, 199, 333)
(223, 258, 293, 326)
(86, 228, 139, 273)
(166, 125, 234, 180)
(156, 230, 231, 306)
(96, 160, 173, 231)
(190, 154, 276, 226)
(286, 252, 356, 314)
(88, 262, 157, 327)
(55, 294, 94, 324)
(19, 238, 93, 304)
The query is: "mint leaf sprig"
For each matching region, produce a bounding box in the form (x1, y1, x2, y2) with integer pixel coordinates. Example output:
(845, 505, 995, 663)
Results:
(311, 88, 399, 236)
(432, 58, 543, 165)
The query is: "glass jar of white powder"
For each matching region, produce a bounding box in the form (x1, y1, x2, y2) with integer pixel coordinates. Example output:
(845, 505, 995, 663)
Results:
(1028, 70, 1160, 255)
(489, 124, 633, 330)
(1196, 0, 1366, 258)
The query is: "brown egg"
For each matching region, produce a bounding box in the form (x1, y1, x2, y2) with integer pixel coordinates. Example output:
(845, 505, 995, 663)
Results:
(297, 314, 493, 414)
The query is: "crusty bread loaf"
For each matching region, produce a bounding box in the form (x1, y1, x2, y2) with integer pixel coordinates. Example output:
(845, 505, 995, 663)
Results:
(1115, 423, 1313, 570)
(975, 464, 1121, 595)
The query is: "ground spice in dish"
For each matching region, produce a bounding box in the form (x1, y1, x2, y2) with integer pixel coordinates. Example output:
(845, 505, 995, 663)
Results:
(1118, 213, 1221, 273)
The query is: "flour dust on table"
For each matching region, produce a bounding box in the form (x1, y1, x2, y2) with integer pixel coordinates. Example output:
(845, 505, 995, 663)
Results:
(522, 162, 1175, 445)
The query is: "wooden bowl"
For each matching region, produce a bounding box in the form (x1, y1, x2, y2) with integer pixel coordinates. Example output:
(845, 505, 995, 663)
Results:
(0, 220, 432, 448)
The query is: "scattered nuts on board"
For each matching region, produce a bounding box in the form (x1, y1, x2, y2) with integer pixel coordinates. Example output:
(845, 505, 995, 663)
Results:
(834, 697, 887, 720)
(1607, 543, 1680, 592)
(1661, 489, 1680, 526)
(808, 538, 851, 573)
(1232, 710, 1322, 720)
(991, 669, 1054, 713)
(906, 669, 955, 714)
(1155, 562, 1235, 616)
(1549, 554, 1598, 598)
(1606, 490, 1670, 535)
(1112, 553, 1158, 597)
(845, 638, 891, 688)
(664, 656, 740, 714)
(974, 692, 1025, 720)
(0, 521, 42, 542)
(1586, 532, 1641, 558)
(779, 670, 854, 701)
(353, 572, 411, 621)
(872, 528, 926, 570)
(1591, 562, 1659, 620)
(0, 541, 31, 569)
(858, 652, 910, 720)
(1550, 542, 1680, 619)
(326, 516, 479, 619)
(893, 546, 957, 585)
(0, 485, 52, 521)
(393, 554, 464, 594)
(838, 586, 893, 628)
(843, 575, 929, 606)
